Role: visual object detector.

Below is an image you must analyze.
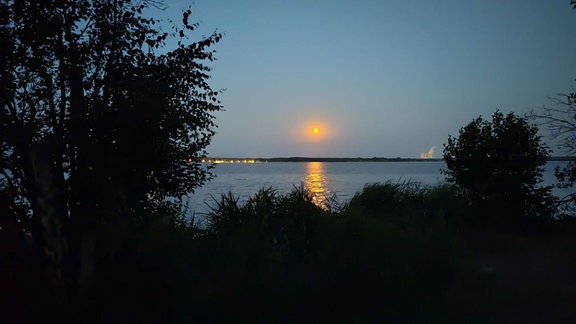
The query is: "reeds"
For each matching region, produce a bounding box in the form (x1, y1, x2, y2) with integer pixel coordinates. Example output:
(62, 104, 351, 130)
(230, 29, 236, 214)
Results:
(195, 182, 466, 321)
(9, 181, 572, 322)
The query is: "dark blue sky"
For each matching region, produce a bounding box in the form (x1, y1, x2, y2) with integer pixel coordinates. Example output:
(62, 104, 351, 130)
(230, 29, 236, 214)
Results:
(152, 0, 576, 158)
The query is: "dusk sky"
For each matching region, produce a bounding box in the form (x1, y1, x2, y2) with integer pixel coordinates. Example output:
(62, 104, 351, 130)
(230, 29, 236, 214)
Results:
(152, 1, 576, 158)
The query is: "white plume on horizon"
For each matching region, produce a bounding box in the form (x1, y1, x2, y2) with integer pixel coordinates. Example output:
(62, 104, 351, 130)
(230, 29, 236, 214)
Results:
(419, 146, 436, 159)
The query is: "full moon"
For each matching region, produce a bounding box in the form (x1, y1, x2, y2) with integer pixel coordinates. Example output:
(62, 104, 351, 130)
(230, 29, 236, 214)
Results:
(312, 127, 319, 134)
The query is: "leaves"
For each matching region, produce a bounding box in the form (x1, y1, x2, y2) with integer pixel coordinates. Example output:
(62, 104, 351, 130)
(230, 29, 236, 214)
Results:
(442, 111, 554, 227)
(0, 0, 223, 287)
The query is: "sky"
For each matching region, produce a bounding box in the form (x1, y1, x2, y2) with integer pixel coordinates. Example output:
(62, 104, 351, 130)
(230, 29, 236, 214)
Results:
(150, 0, 576, 158)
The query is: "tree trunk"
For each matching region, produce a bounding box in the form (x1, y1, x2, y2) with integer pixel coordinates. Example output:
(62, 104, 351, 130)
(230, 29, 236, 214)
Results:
(26, 142, 70, 315)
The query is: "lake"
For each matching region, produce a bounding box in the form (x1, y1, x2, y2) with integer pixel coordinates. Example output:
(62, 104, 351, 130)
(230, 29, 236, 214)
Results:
(186, 161, 570, 217)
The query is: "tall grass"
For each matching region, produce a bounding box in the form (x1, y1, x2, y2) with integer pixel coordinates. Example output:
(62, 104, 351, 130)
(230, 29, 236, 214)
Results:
(192, 182, 467, 321)
(6, 182, 470, 322)
(9, 181, 573, 322)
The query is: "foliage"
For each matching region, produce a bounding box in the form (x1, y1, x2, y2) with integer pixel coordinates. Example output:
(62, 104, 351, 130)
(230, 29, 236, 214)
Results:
(0, 0, 221, 314)
(345, 181, 468, 224)
(442, 111, 555, 229)
(193, 184, 464, 322)
(524, 2, 576, 214)
(4, 179, 569, 321)
(524, 1, 576, 214)
(530, 90, 576, 214)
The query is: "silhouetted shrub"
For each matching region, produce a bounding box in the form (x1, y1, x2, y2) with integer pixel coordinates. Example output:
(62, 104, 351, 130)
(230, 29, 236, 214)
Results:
(197, 183, 465, 321)
(443, 111, 556, 230)
(2, 183, 469, 322)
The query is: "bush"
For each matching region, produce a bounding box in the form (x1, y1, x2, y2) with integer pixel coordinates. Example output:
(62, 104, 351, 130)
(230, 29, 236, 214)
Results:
(443, 111, 556, 230)
(199, 183, 465, 321)
(5, 183, 467, 322)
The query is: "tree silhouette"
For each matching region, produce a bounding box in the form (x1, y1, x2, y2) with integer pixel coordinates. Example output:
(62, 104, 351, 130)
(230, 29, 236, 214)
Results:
(443, 111, 554, 229)
(0, 0, 221, 301)
(528, 2, 576, 214)
(530, 91, 576, 215)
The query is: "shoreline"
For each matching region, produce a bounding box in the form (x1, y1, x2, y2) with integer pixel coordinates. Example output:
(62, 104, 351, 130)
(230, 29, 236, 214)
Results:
(201, 156, 574, 163)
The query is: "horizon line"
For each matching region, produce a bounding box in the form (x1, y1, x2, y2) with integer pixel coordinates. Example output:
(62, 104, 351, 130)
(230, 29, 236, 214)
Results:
(204, 156, 441, 160)
(201, 156, 574, 161)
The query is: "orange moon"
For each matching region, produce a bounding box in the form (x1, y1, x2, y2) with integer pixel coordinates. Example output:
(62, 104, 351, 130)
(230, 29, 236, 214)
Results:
(312, 127, 319, 134)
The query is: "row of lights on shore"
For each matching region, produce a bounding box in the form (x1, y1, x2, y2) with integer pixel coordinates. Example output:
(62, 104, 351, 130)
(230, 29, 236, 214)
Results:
(200, 158, 258, 164)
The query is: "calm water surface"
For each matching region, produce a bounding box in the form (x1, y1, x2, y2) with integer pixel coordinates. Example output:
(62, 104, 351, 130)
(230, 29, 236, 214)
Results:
(187, 161, 569, 216)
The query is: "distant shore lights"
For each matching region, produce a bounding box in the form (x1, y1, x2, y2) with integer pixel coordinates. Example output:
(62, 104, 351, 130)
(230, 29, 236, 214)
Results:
(419, 146, 435, 159)
(200, 158, 256, 164)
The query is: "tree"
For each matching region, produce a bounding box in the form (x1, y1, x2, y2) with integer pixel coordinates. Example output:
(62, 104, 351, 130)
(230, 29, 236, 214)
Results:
(530, 91, 576, 215)
(528, 1, 576, 214)
(0, 0, 222, 305)
(442, 111, 554, 228)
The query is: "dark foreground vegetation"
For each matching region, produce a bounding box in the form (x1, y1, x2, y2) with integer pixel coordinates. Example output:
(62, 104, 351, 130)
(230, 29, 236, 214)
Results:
(3, 182, 576, 323)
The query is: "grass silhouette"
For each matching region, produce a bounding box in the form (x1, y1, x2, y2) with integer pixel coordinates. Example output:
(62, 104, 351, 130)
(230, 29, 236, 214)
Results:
(4, 182, 576, 322)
